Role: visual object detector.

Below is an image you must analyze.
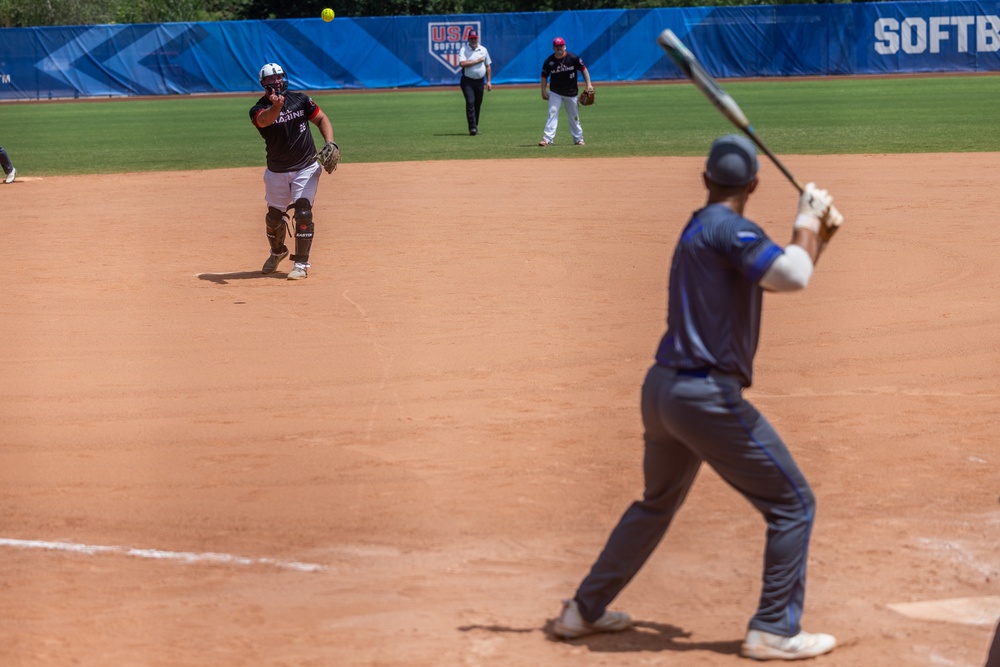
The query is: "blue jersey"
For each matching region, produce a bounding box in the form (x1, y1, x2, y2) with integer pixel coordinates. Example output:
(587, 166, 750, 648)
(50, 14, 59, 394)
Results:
(654, 203, 783, 387)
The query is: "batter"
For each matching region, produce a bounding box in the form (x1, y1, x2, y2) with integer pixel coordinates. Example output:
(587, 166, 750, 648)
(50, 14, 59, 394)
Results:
(554, 135, 844, 662)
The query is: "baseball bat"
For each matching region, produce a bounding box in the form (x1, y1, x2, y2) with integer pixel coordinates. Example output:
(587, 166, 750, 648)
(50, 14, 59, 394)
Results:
(656, 29, 804, 192)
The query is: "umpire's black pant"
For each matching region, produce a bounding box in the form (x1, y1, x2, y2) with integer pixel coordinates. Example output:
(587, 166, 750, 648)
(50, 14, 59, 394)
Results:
(460, 75, 485, 132)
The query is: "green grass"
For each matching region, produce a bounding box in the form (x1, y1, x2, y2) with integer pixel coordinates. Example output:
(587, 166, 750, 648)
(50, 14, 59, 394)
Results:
(3, 75, 998, 176)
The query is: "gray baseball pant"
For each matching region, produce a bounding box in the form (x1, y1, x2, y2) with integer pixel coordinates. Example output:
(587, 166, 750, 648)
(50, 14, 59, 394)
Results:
(574, 363, 816, 637)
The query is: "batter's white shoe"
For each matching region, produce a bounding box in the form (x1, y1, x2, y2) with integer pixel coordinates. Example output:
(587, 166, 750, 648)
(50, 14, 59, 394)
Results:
(287, 262, 309, 280)
(740, 629, 836, 661)
(261, 248, 288, 274)
(553, 599, 631, 639)
(4, 167, 15, 184)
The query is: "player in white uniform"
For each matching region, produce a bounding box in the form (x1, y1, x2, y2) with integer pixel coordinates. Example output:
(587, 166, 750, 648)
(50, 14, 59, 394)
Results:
(539, 37, 593, 146)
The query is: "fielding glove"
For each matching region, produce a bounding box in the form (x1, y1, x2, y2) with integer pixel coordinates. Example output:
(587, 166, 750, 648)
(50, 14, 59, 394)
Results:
(315, 141, 341, 173)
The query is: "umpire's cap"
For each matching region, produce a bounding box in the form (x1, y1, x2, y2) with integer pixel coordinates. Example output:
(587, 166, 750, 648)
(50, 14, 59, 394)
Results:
(705, 134, 759, 187)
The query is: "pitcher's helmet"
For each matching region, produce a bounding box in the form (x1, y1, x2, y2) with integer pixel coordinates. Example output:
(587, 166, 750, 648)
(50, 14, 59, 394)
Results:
(259, 63, 288, 95)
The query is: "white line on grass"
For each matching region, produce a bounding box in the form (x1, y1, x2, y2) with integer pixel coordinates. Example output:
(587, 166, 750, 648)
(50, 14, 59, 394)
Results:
(0, 538, 327, 572)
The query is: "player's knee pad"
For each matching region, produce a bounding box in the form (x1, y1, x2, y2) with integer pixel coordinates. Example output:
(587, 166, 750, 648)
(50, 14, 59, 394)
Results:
(266, 206, 286, 227)
(265, 206, 287, 252)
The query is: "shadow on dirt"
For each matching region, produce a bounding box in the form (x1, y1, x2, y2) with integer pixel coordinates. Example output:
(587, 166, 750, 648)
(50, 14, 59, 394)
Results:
(197, 271, 286, 284)
(460, 619, 741, 656)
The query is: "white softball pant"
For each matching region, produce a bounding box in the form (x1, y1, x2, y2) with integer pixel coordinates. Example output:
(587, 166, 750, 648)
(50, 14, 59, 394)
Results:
(263, 160, 322, 211)
(542, 92, 583, 144)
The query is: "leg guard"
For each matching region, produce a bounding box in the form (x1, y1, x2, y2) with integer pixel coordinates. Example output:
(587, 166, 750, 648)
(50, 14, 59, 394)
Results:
(290, 198, 314, 264)
(265, 206, 288, 254)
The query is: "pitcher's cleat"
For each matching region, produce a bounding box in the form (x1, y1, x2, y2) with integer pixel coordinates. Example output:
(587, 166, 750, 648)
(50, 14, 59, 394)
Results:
(261, 248, 288, 274)
(287, 262, 309, 280)
(4, 167, 15, 184)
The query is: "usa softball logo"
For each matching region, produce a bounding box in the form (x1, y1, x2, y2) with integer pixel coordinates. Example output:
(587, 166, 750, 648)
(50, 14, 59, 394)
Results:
(428, 21, 481, 74)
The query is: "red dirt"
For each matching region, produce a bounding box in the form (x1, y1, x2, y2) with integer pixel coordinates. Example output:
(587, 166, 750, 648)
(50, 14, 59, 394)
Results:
(1, 154, 998, 666)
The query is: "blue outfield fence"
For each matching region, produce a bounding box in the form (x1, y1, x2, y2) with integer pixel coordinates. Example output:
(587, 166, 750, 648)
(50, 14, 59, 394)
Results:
(0, 1, 998, 100)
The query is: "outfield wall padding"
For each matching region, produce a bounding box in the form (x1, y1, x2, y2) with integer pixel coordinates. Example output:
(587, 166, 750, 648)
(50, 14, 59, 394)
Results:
(0, 1, 998, 100)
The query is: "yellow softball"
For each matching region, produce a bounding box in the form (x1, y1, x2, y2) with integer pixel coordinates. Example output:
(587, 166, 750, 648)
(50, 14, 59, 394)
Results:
(321, 8, 335, 21)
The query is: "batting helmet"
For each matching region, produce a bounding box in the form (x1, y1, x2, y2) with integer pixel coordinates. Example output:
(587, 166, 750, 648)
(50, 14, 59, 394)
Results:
(259, 63, 288, 95)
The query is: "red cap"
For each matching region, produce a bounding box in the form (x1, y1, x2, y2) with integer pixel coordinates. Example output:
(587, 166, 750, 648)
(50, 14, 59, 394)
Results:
(468, 32, 478, 39)
(553, 37, 566, 46)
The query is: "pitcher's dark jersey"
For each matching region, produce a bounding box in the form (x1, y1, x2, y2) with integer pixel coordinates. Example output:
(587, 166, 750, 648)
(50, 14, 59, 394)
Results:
(250, 91, 321, 173)
(541, 53, 587, 97)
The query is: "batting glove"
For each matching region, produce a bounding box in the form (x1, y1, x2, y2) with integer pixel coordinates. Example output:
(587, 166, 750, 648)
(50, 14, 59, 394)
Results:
(794, 183, 834, 234)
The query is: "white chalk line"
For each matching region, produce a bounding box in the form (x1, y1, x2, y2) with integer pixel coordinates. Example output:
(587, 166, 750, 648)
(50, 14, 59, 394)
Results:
(0, 538, 327, 573)
(340, 289, 401, 441)
(751, 389, 1000, 398)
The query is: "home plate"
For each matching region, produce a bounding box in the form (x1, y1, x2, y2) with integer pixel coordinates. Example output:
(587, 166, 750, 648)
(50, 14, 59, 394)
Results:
(887, 596, 1000, 626)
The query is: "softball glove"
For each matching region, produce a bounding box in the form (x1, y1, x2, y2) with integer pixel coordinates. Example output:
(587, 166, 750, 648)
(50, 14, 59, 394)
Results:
(316, 140, 341, 173)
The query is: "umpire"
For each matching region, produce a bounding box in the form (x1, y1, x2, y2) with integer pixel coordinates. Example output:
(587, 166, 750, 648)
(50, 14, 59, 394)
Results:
(457, 32, 492, 136)
(553, 135, 844, 661)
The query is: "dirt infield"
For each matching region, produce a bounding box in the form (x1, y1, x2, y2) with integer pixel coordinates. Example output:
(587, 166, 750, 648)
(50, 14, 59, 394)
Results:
(1, 154, 998, 666)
